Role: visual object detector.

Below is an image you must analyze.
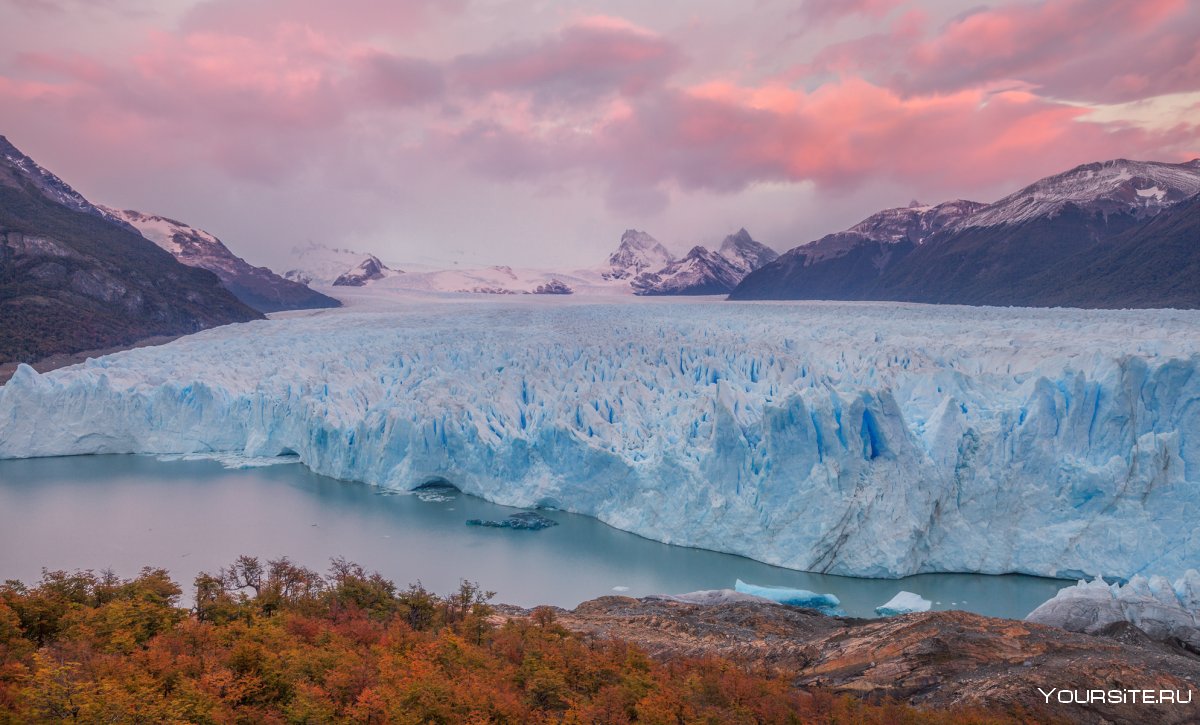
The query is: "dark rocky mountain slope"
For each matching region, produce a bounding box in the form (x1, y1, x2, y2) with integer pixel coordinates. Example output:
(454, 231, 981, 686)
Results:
(0, 136, 261, 364)
(730, 200, 983, 301)
(103, 207, 339, 313)
(731, 159, 1200, 308)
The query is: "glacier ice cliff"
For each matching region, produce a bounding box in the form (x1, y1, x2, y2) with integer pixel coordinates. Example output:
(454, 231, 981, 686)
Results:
(1, 299, 1198, 580)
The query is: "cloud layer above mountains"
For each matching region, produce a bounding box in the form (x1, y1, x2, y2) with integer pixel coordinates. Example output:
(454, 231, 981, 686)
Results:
(2, 0, 1197, 266)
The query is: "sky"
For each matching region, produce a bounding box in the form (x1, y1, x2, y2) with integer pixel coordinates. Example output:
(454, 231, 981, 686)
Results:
(1, 0, 1198, 269)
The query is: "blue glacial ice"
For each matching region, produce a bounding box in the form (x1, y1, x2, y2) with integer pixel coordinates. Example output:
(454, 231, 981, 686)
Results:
(1, 299, 1198, 580)
(875, 591, 932, 616)
(734, 579, 845, 614)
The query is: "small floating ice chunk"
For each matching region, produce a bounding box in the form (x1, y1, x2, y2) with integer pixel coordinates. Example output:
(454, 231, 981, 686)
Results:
(733, 579, 843, 615)
(875, 591, 932, 617)
(612, 586, 630, 592)
(466, 511, 558, 530)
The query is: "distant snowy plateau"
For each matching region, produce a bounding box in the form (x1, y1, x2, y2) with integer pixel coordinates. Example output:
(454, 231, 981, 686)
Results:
(2, 299, 1198, 581)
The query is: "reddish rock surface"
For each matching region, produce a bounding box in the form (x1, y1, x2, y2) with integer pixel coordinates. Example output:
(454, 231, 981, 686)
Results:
(498, 596, 1200, 724)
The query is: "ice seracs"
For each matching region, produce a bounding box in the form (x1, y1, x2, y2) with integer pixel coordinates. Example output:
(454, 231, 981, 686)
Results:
(1, 301, 1199, 581)
(1026, 571, 1200, 649)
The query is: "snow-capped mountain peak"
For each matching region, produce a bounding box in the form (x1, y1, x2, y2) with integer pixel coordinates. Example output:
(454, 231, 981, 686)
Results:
(101, 207, 230, 267)
(631, 245, 743, 295)
(284, 242, 388, 286)
(101, 206, 340, 312)
(603, 229, 675, 280)
(845, 199, 985, 242)
(718, 228, 779, 274)
(332, 255, 397, 287)
(963, 158, 1200, 229)
(794, 199, 986, 264)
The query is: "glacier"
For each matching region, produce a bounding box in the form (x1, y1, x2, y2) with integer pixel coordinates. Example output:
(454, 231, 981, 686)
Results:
(1, 298, 1198, 580)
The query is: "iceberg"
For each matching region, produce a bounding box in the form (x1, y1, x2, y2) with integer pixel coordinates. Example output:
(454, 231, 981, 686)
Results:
(734, 579, 844, 615)
(1026, 571, 1200, 649)
(1, 300, 1199, 580)
(875, 591, 932, 616)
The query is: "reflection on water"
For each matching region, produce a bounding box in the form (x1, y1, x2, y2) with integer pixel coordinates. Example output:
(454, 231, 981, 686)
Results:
(0, 455, 1068, 618)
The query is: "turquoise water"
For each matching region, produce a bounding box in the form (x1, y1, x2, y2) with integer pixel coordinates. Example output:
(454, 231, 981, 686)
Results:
(0, 454, 1068, 618)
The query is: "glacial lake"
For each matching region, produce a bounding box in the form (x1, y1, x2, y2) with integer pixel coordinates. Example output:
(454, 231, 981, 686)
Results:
(0, 454, 1068, 619)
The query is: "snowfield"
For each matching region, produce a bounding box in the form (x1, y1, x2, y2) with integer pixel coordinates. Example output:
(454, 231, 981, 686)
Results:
(2, 298, 1198, 580)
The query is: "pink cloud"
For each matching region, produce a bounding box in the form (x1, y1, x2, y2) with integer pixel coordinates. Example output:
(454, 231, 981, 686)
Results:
(452, 17, 683, 104)
(1, 4, 1196, 216)
(601, 81, 1169, 192)
(797, 0, 902, 25)
(351, 52, 444, 107)
(179, 0, 464, 39)
(440, 76, 1198, 213)
(15, 51, 112, 84)
(814, 0, 1200, 104)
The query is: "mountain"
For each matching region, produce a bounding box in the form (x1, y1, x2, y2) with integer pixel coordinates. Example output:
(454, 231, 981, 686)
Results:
(101, 208, 339, 313)
(631, 245, 745, 295)
(961, 158, 1200, 228)
(629, 229, 779, 296)
(0, 136, 260, 364)
(730, 200, 984, 300)
(332, 255, 395, 286)
(718, 228, 779, 273)
(284, 242, 384, 285)
(874, 159, 1200, 306)
(0, 137, 136, 233)
(603, 230, 674, 280)
(731, 158, 1200, 307)
(532, 279, 573, 294)
(1017, 192, 1200, 308)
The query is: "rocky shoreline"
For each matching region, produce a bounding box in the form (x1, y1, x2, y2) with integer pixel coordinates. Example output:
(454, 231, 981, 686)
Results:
(496, 596, 1200, 724)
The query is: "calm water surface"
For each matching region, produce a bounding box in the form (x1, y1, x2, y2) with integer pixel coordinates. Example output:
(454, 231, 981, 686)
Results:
(0, 455, 1068, 618)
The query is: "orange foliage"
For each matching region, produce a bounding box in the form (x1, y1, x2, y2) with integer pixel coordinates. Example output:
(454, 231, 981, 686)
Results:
(0, 558, 1017, 723)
